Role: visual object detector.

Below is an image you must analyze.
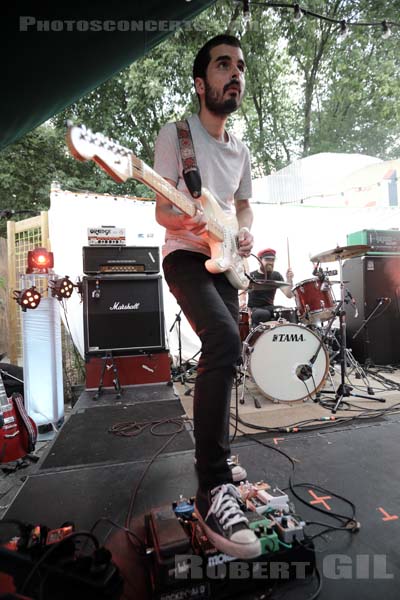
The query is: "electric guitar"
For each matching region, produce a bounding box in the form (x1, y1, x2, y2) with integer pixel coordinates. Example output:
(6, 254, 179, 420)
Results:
(66, 123, 249, 290)
(0, 373, 37, 463)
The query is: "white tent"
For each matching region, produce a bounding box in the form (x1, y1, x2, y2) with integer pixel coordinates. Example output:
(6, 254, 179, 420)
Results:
(252, 152, 400, 208)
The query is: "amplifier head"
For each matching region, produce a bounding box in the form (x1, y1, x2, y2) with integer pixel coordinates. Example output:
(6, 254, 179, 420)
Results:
(83, 246, 160, 274)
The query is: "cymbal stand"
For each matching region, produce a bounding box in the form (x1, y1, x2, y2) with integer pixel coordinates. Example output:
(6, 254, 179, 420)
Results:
(324, 298, 374, 393)
(330, 257, 384, 413)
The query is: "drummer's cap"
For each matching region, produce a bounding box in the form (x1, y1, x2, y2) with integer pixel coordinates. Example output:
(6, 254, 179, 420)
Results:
(257, 248, 276, 259)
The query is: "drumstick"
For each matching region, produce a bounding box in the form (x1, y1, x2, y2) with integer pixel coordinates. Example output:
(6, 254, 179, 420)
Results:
(287, 237, 291, 270)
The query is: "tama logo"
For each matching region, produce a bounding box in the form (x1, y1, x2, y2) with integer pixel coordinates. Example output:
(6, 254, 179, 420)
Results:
(109, 302, 140, 311)
(272, 333, 305, 342)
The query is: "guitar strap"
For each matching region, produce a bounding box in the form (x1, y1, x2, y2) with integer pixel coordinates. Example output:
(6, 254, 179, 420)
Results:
(175, 120, 202, 199)
(12, 393, 37, 452)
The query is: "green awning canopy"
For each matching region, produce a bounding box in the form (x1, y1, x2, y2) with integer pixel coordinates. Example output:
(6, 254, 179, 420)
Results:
(1, 1, 215, 150)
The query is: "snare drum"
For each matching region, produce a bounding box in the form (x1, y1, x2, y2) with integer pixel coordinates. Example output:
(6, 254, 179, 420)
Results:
(242, 322, 329, 402)
(293, 278, 335, 323)
(239, 309, 250, 342)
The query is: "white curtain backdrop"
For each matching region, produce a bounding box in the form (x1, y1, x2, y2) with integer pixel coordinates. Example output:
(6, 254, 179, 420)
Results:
(48, 185, 400, 364)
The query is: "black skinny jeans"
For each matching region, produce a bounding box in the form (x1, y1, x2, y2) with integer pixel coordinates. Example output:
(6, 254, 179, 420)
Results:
(163, 250, 242, 491)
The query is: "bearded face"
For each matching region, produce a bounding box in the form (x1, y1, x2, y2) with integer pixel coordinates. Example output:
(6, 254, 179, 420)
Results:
(204, 77, 242, 115)
(196, 44, 246, 117)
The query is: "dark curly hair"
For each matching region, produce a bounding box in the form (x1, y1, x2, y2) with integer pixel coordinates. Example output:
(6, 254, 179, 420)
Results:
(192, 35, 242, 82)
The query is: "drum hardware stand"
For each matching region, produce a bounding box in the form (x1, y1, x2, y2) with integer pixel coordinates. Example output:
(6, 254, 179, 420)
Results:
(93, 352, 122, 401)
(320, 309, 374, 394)
(169, 310, 200, 390)
(240, 338, 262, 408)
(300, 301, 342, 403)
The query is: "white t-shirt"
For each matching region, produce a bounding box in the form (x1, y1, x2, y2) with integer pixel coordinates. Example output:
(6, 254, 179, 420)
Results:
(153, 113, 252, 258)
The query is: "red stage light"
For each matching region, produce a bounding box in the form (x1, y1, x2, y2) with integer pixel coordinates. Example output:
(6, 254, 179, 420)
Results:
(27, 247, 54, 273)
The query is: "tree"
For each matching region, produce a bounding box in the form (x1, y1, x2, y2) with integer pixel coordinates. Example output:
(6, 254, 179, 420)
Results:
(2, 0, 400, 223)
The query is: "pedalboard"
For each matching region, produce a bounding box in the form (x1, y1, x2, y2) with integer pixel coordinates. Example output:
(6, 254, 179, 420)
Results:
(145, 483, 315, 600)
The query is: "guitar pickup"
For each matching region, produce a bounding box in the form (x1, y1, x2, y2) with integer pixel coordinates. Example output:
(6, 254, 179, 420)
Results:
(5, 429, 20, 437)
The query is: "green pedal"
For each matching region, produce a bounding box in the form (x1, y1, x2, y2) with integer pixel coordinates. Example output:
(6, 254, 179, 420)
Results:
(246, 512, 281, 553)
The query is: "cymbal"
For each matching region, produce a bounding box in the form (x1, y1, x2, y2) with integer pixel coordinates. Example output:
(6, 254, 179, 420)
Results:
(326, 280, 349, 284)
(248, 280, 291, 290)
(310, 244, 371, 263)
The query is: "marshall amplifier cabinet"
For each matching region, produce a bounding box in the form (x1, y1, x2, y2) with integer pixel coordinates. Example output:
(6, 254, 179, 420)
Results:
(83, 275, 165, 355)
(82, 245, 160, 274)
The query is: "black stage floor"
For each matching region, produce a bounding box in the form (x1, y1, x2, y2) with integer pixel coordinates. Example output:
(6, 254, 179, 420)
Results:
(2, 384, 400, 599)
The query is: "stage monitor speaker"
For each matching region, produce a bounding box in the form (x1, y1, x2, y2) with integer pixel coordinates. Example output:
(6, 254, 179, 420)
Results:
(83, 275, 165, 355)
(343, 255, 400, 365)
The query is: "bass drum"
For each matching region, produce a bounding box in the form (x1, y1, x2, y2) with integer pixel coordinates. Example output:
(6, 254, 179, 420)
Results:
(243, 323, 329, 402)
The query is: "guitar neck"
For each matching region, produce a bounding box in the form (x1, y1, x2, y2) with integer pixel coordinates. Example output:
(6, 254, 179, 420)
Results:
(0, 374, 11, 410)
(130, 155, 196, 218)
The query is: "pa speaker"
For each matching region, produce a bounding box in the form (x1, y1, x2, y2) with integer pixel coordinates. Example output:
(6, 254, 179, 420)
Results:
(343, 255, 400, 364)
(83, 275, 165, 355)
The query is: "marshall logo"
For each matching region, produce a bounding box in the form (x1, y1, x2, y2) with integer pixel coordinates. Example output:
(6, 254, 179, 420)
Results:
(109, 302, 140, 311)
(272, 333, 305, 342)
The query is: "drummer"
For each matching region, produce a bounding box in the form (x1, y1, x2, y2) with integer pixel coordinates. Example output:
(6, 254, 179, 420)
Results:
(244, 248, 294, 328)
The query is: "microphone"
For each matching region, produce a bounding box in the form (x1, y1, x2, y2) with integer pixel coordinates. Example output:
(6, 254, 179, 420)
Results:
(312, 262, 321, 278)
(313, 263, 327, 283)
(296, 364, 313, 381)
(377, 297, 389, 302)
(346, 288, 358, 317)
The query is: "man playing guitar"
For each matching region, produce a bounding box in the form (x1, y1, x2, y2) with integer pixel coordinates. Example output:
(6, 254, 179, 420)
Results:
(154, 35, 261, 559)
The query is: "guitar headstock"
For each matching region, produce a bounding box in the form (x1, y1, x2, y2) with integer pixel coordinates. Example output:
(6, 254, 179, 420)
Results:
(66, 123, 144, 184)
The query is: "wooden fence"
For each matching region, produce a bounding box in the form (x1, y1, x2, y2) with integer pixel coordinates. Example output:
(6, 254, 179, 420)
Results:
(6, 211, 84, 401)
(7, 212, 50, 364)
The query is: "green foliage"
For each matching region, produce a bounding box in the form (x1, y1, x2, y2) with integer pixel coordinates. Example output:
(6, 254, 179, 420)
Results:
(1, 0, 400, 223)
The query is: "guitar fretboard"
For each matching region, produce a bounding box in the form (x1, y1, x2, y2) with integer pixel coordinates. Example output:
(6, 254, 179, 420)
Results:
(0, 375, 12, 410)
(131, 157, 196, 217)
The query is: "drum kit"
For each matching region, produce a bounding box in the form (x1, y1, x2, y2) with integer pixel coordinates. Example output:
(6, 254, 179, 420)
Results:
(241, 244, 385, 411)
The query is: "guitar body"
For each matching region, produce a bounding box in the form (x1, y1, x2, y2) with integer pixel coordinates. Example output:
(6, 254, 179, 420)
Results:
(0, 393, 37, 463)
(199, 188, 249, 289)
